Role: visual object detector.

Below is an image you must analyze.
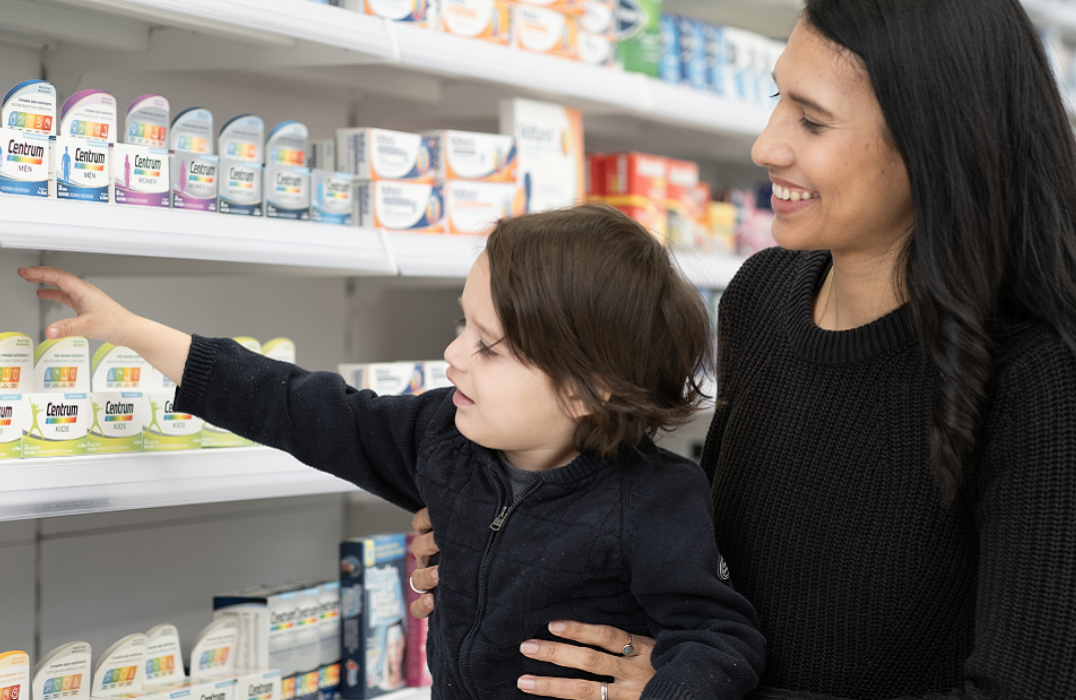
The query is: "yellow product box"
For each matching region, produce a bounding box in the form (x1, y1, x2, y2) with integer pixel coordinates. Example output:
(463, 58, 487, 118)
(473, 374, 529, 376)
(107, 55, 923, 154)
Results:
(441, 0, 511, 44)
(22, 392, 89, 458)
(443, 180, 524, 235)
(510, 4, 578, 59)
(0, 332, 33, 392)
(708, 201, 738, 256)
(423, 130, 518, 183)
(0, 394, 22, 459)
(344, 0, 438, 28)
(35, 336, 90, 393)
(87, 392, 143, 454)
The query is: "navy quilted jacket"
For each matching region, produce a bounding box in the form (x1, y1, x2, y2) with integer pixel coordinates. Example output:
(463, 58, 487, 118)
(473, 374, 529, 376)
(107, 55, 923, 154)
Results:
(175, 336, 766, 700)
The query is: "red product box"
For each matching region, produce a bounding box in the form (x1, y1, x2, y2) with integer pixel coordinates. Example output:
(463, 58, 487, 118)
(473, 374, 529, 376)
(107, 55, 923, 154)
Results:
(586, 153, 607, 196)
(602, 152, 669, 240)
(404, 533, 433, 688)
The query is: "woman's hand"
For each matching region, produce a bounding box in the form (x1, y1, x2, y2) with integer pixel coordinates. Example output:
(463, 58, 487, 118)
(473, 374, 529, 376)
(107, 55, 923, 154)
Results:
(517, 621, 656, 700)
(408, 507, 440, 619)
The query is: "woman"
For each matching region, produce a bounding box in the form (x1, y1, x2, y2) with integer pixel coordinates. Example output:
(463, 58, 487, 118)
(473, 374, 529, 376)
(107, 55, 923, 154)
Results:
(410, 0, 1076, 697)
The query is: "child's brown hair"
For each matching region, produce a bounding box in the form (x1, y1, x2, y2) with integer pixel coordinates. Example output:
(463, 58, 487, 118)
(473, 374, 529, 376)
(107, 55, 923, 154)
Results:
(485, 203, 713, 461)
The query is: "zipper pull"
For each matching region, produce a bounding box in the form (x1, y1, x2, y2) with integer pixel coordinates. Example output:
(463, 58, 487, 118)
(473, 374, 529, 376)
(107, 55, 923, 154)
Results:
(490, 504, 509, 531)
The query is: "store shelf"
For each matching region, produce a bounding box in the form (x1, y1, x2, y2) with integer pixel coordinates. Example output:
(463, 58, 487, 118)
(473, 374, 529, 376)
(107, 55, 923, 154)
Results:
(387, 232, 487, 279)
(0, 446, 359, 521)
(0, 198, 396, 274)
(674, 251, 749, 289)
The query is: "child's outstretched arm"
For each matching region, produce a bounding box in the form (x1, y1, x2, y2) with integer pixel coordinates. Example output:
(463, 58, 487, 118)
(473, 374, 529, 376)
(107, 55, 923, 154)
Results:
(18, 266, 192, 386)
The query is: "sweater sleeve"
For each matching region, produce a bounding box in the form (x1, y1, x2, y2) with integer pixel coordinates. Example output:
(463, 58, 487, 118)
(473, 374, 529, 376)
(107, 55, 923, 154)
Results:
(172, 335, 450, 512)
(628, 458, 766, 700)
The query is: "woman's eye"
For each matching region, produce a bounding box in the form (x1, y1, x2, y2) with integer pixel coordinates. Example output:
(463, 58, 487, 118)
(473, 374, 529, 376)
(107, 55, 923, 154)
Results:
(770, 91, 781, 101)
(800, 116, 824, 134)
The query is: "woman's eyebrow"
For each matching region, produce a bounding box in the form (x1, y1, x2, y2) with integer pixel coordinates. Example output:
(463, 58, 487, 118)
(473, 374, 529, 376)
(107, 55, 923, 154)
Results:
(772, 71, 837, 120)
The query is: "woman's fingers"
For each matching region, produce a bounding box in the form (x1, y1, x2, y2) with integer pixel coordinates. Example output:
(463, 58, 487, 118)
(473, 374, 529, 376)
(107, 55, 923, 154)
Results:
(409, 592, 435, 620)
(517, 676, 606, 700)
(412, 507, 433, 535)
(409, 528, 439, 564)
(410, 565, 438, 592)
(548, 620, 655, 658)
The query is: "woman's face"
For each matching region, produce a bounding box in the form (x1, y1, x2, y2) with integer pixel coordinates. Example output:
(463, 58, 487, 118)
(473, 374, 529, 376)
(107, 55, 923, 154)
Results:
(752, 19, 914, 256)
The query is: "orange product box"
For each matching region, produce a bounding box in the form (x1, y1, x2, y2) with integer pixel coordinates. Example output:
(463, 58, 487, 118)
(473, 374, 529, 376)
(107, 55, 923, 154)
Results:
(348, 0, 438, 28)
(603, 152, 669, 240)
(514, 0, 584, 14)
(510, 4, 578, 59)
(443, 180, 525, 235)
(442, 0, 511, 44)
(666, 158, 700, 246)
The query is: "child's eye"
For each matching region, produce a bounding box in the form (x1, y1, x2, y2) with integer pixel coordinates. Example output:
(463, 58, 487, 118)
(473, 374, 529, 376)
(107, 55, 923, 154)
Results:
(476, 340, 497, 358)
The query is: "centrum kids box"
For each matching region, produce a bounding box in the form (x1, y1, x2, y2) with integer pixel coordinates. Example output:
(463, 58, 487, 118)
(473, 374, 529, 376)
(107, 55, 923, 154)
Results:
(441, 0, 511, 45)
(90, 633, 147, 698)
(219, 115, 264, 217)
(424, 129, 518, 183)
(90, 342, 147, 454)
(0, 394, 22, 459)
(51, 90, 115, 203)
(0, 81, 54, 197)
(0, 332, 33, 393)
(171, 108, 219, 212)
(336, 128, 434, 183)
(33, 642, 92, 700)
(339, 534, 408, 699)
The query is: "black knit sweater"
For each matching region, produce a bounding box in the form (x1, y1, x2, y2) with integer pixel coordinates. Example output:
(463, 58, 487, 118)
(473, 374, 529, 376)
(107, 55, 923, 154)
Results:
(701, 248, 1076, 700)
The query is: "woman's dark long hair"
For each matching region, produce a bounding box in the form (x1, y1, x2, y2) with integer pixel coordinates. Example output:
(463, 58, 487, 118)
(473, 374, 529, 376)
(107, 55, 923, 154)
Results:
(805, 0, 1076, 500)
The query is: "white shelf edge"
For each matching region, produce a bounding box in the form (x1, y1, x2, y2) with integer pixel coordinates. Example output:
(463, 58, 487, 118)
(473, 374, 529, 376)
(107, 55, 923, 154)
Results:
(0, 198, 397, 274)
(0, 446, 359, 522)
(387, 231, 487, 279)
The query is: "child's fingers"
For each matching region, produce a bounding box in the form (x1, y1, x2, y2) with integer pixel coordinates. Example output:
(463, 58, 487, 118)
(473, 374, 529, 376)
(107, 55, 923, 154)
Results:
(36, 287, 76, 310)
(44, 316, 90, 340)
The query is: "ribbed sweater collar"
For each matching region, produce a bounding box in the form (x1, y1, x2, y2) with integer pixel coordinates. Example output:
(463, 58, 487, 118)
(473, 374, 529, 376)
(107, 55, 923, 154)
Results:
(785, 250, 918, 364)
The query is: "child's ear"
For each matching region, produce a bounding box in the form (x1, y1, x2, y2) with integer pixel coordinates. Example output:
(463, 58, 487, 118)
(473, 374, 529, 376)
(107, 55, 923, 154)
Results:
(562, 385, 611, 419)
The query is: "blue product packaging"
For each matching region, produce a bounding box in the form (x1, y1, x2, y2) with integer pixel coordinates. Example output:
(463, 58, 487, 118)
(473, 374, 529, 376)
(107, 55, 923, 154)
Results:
(705, 23, 727, 97)
(339, 534, 407, 699)
(658, 14, 681, 84)
(678, 16, 708, 91)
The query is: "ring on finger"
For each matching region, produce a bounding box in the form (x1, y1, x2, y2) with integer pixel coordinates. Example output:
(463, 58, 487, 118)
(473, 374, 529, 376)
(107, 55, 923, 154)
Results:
(408, 574, 428, 595)
(622, 633, 634, 657)
(600, 682, 608, 700)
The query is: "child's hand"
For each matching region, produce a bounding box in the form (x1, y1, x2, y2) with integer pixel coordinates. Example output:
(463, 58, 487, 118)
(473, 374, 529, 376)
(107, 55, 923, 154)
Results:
(19, 266, 193, 386)
(19, 266, 139, 345)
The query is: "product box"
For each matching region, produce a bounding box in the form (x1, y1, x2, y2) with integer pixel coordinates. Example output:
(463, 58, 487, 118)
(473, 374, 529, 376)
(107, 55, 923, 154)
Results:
(91, 344, 148, 393)
(235, 671, 282, 700)
(344, 0, 439, 29)
(336, 128, 434, 183)
(585, 152, 606, 196)
(0, 128, 49, 197)
(3, 80, 57, 136)
(171, 153, 220, 212)
(35, 337, 90, 393)
(424, 361, 453, 390)
(316, 583, 341, 700)
(307, 140, 335, 171)
(339, 535, 408, 699)
(424, 130, 517, 183)
(144, 624, 184, 688)
(22, 392, 89, 457)
(311, 170, 354, 225)
(602, 152, 668, 240)
(0, 394, 23, 459)
(0, 332, 33, 393)
(665, 158, 699, 246)
(721, 25, 755, 103)
(219, 115, 264, 217)
(87, 392, 143, 454)
(708, 200, 737, 255)
(615, 0, 663, 77)
(90, 634, 147, 699)
(146, 680, 236, 700)
(499, 97, 584, 213)
(32, 642, 92, 700)
(337, 362, 427, 395)
(187, 618, 241, 682)
(510, 4, 578, 59)
(264, 122, 310, 220)
(677, 16, 708, 90)
(578, 31, 616, 66)
(441, 0, 511, 44)
(580, 0, 614, 36)
(704, 23, 727, 97)
(214, 587, 303, 698)
(443, 180, 523, 235)
(263, 338, 297, 364)
(352, 180, 445, 233)
(403, 534, 432, 688)
(515, 0, 582, 13)
(658, 14, 680, 83)
(125, 94, 169, 149)
(51, 89, 116, 203)
(111, 144, 170, 207)
(291, 585, 322, 700)
(143, 392, 202, 451)
(0, 651, 29, 700)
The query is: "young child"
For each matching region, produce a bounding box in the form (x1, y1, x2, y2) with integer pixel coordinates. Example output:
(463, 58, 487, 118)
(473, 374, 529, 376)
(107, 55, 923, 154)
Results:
(20, 204, 765, 700)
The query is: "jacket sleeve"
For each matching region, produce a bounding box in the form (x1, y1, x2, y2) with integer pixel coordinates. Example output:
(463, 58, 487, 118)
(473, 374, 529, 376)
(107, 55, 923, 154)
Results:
(172, 335, 452, 512)
(628, 458, 766, 700)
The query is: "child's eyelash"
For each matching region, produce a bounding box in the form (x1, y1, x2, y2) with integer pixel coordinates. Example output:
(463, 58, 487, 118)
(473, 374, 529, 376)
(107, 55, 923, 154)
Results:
(476, 340, 497, 357)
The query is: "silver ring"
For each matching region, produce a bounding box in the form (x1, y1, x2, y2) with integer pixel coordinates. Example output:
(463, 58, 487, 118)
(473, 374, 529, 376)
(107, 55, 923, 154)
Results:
(600, 681, 608, 700)
(408, 574, 428, 595)
(622, 633, 634, 657)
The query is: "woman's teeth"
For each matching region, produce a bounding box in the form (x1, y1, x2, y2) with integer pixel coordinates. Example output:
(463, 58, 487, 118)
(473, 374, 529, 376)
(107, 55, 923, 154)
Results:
(772, 184, 818, 202)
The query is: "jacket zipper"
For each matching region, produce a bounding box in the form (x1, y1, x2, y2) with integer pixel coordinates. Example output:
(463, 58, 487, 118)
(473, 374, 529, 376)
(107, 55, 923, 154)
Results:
(458, 476, 542, 700)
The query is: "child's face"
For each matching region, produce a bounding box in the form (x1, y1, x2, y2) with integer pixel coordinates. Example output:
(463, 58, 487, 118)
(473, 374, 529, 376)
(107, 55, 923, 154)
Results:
(444, 253, 581, 472)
